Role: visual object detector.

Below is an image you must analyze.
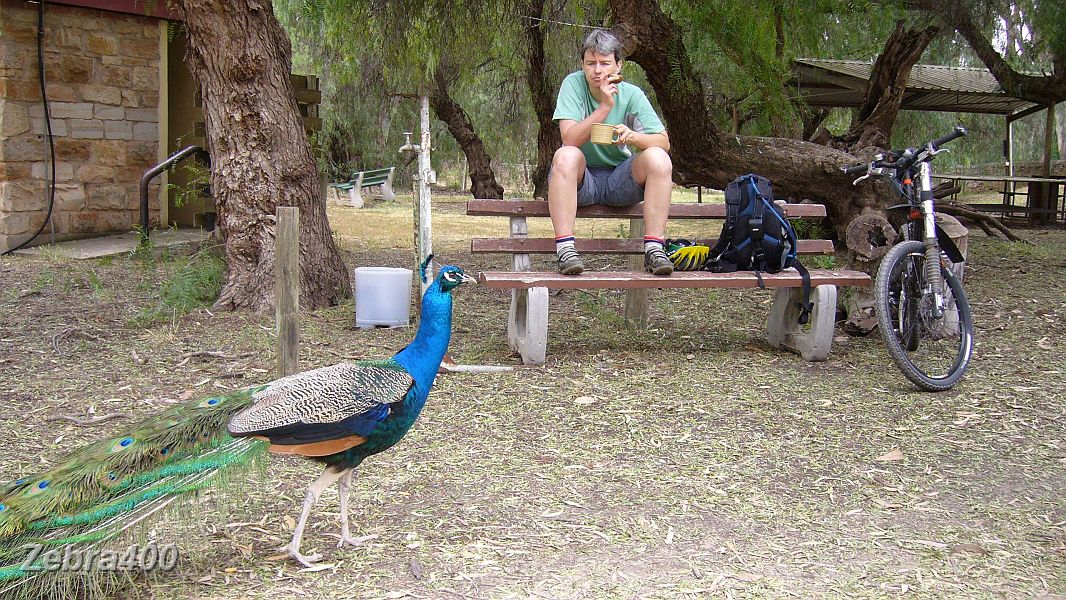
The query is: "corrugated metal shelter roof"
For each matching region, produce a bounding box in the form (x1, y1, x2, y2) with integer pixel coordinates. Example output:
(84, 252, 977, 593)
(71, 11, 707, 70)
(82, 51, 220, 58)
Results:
(790, 58, 1040, 115)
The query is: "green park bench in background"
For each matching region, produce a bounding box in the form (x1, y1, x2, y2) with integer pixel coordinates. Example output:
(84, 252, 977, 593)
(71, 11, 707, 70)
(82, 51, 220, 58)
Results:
(328, 167, 396, 208)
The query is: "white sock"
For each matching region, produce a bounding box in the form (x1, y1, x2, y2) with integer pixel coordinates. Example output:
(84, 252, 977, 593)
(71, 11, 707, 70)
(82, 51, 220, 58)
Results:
(555, 236, 576, 259)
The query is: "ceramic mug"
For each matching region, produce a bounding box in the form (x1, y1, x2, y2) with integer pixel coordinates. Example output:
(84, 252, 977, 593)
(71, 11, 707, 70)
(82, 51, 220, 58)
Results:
(590, 123, 620, 145)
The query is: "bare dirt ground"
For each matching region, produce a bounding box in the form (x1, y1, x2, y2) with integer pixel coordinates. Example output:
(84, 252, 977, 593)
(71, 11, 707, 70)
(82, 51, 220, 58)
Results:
(0, 194, 1064, 599)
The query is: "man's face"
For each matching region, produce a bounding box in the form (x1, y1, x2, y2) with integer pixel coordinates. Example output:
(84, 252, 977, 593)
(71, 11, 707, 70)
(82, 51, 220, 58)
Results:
(582, 50, 621, 87)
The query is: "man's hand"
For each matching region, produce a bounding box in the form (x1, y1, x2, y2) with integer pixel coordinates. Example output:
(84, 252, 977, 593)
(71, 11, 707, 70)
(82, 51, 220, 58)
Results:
(598, 78, 619, 109)
(613, 123, 636, 146)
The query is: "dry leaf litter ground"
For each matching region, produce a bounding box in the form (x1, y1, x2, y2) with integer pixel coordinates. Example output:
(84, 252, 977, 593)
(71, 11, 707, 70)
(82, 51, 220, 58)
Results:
(0, 192, 1063, 599)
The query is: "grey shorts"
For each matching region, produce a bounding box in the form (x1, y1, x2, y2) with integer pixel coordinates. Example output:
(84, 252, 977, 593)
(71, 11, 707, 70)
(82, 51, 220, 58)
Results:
(552, 155, 644, 207)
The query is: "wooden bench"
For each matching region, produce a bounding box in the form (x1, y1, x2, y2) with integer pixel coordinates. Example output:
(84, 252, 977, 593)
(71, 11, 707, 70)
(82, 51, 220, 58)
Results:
(467, 199, 872, 365)
(329, 167, 396, 208)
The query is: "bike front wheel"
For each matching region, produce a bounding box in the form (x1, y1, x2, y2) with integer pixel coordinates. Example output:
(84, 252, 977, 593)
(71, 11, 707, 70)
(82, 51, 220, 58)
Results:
(874, 240, 975, 391)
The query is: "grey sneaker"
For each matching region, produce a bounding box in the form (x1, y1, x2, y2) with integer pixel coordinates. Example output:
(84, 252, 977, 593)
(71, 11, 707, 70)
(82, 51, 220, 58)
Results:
(557, 247, 584, 275)
(644, 246, 674, 276)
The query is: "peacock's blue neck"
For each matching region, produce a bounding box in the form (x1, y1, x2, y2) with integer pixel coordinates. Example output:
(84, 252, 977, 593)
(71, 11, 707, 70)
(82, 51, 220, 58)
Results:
(393, 280, 452, 400)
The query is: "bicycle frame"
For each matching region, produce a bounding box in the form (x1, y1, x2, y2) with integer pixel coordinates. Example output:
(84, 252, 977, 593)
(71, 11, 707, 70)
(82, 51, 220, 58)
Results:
(884, 159, 947, 317)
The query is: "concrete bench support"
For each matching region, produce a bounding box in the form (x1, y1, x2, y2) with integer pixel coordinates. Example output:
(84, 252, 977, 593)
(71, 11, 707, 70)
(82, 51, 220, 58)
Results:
(767, 284, 838, 362)
(507, 287, 549, 365)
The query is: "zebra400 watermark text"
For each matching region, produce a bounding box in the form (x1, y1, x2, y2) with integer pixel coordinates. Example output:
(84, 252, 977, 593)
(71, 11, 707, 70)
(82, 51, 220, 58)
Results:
(20, 542, 178, 573)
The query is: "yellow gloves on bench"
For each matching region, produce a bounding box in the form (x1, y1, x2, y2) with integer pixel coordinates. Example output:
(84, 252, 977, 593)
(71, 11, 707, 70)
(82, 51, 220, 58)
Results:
(665, 240, 710, 271)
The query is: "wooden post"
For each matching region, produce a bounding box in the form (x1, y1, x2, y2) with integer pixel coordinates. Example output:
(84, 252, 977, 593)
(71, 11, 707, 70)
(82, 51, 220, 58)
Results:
(276, 206, 300, 377)
(1044, 103, 1055, 177)
(1032, 103, 1056, 225)
(625, 218, 648, 328)
(318, 170, 329, 208)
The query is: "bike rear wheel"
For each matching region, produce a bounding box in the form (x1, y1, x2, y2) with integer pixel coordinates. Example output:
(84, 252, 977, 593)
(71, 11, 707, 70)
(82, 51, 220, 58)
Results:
(874, 240, 974, 391)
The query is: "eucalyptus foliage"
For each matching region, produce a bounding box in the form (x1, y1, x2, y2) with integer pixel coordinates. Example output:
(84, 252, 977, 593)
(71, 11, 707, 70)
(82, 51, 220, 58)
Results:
(275, 0, 1060, 181)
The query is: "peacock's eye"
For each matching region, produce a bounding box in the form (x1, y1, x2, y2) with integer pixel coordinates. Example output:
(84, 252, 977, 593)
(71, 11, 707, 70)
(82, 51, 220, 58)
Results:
(109, 437, 136, 452)
(25, 479, 51, 496)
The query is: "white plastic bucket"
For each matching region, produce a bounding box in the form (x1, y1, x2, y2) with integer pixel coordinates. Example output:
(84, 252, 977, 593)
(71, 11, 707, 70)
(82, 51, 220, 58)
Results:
(354, 267, 413, 328)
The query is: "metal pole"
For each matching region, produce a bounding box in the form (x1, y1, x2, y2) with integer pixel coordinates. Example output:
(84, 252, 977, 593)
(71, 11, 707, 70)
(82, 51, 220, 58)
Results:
(416, 95, 434, 297)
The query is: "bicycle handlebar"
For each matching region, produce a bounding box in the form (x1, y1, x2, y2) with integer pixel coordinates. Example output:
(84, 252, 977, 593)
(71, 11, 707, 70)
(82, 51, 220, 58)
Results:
(932, 125, 967, 150)
(840, 125, 967, 179)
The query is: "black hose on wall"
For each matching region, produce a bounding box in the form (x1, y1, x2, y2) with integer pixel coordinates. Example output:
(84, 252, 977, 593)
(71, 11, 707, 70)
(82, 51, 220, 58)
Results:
(2, 1, 56, 256)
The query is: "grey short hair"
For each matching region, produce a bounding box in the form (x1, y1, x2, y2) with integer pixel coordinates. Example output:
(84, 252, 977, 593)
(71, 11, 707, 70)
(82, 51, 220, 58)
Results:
(580, 29, 622, 62)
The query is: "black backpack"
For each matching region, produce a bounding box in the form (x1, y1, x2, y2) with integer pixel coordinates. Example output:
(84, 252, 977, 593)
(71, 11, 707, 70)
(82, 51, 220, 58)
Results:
(705, 174, 813, 324)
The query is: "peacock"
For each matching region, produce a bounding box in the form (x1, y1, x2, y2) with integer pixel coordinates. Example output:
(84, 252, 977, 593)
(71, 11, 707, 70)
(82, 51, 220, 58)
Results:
(0, 257, 474, 593)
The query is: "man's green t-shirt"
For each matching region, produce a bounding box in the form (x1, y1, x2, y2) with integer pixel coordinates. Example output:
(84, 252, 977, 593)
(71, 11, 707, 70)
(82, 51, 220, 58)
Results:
(552, 70, 665, 168)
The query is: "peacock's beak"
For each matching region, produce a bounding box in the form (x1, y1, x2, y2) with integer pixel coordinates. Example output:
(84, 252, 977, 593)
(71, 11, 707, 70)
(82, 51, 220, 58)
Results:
(460, 272, 477, 285)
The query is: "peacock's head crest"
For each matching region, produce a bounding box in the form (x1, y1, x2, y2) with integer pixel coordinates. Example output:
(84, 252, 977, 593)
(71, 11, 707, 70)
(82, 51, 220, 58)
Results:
(435, 265, 475, 293)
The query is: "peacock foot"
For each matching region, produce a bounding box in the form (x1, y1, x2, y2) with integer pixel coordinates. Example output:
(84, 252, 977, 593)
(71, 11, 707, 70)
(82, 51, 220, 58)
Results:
(277, 543, 323, 568)
(330, 531, 378, 548)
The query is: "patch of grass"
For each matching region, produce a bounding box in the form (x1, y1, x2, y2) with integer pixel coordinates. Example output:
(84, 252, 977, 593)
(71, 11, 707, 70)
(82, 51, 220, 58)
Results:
(129, 251, 225, 328)
(85, 268, 105, 298)
(575, 290, 627, 327)
(805, 254, 836, 269)
(32, 268, 57, 292)
(792, 216, 829, 241)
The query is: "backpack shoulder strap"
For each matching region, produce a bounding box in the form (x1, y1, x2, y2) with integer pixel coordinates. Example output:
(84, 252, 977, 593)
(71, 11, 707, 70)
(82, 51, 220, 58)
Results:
(706, 177, 743, 263)
(748, 179, 768, 278)
(792, 260, 813, 325)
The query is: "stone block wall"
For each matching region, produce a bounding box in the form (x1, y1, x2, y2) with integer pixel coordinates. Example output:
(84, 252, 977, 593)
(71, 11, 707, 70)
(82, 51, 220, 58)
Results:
(0, 1, 160, 252)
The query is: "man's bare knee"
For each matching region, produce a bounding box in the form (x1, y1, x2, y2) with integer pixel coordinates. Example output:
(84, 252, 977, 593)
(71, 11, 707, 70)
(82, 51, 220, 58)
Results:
(552, 146, 585, 178)
(642, 147, 672, 179)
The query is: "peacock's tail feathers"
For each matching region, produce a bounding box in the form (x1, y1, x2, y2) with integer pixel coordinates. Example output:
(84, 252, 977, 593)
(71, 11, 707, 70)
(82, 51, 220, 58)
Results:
(0, 387, 267, 589)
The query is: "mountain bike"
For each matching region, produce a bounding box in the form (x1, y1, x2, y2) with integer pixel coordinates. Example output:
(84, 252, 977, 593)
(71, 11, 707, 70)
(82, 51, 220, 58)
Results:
(842, 126, 974, 391)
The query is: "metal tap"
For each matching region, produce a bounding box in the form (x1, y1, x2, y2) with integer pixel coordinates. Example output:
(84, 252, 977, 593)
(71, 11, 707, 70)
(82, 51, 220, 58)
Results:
(398, 132, 420, 154)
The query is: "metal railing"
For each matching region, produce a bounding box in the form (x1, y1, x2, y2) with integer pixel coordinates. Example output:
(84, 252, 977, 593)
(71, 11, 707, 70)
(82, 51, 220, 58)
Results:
(139, 145, 210, 243)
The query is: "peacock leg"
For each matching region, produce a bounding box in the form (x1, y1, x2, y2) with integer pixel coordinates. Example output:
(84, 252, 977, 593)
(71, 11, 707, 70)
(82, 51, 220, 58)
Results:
(280, 466, 345, 567)
(334, 468, 372, 547)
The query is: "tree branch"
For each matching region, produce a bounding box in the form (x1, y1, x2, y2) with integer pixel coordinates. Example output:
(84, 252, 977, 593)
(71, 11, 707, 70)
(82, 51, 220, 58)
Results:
(910, 0, 1065, 104)
(938, 203, 1032, 243)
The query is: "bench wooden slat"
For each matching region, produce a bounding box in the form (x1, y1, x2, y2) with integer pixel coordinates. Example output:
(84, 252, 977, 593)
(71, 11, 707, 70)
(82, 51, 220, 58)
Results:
(352, 168, 394, 178)
(477, 269, 871, 290)
(467, 199, 827, 219)
(472, 237, 835, 255)
(357, 175, 390, 186)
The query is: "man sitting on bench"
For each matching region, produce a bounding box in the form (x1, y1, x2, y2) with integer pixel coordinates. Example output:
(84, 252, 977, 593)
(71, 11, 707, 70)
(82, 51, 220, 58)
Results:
(549, 28, 674, 276)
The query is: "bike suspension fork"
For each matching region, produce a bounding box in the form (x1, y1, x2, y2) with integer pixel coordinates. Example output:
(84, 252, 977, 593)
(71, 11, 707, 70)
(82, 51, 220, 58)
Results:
(917, 162, 945, 318)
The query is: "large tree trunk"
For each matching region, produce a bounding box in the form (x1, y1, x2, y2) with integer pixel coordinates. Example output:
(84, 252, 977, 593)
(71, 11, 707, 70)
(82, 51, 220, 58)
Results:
(608, 0, 894, 242)
(832, 21, 940, 151)
(173, 0, 350, 312)
(524, 0, 562, 199)
(429, 70, 504, 199)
